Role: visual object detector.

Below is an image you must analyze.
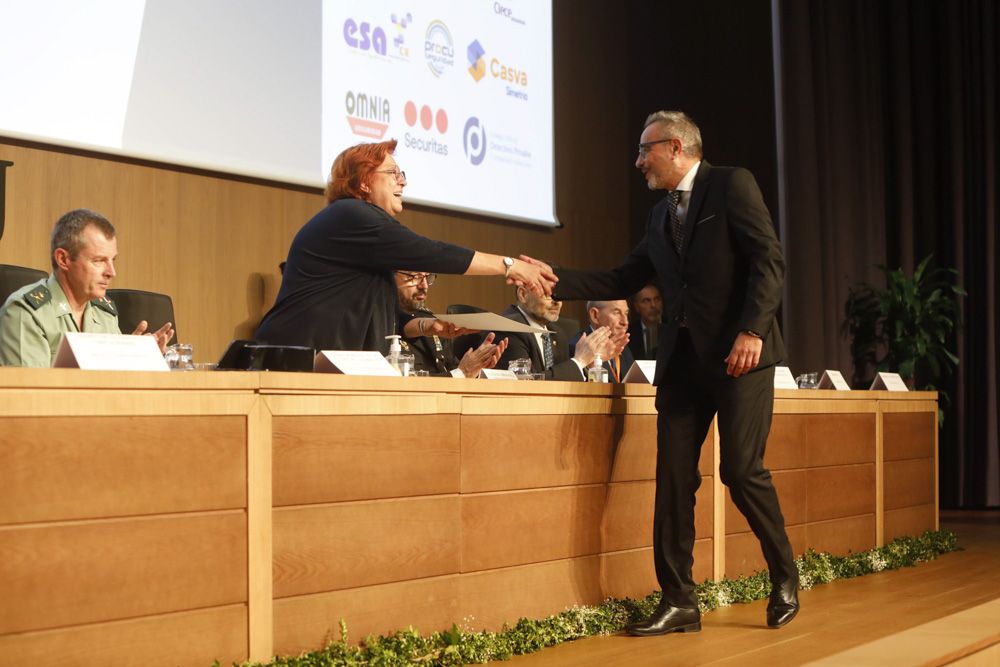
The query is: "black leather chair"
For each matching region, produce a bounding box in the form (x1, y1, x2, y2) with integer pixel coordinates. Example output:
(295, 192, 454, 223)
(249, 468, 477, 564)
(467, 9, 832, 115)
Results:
(446, 303, 487, 359)
(106, 288, 178, 345)
(0, 264, 47, 305)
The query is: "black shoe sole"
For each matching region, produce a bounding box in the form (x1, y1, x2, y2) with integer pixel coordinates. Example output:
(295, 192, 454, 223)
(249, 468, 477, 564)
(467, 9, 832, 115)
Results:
(627, 621, 702, 636)
(767, 606, 799, 629)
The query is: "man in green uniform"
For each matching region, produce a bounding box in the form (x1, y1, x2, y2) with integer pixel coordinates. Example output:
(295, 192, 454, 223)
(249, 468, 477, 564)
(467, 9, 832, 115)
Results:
(0, 208, 173, 367)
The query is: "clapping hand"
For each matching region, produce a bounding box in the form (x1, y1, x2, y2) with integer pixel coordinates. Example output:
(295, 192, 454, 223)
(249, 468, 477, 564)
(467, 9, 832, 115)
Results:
(131, 320, 174, 354)
(458, 332, 509, 378)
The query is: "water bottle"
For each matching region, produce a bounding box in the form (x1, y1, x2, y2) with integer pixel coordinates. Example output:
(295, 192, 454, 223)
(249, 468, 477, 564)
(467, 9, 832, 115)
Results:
(587, 354, 609, 383)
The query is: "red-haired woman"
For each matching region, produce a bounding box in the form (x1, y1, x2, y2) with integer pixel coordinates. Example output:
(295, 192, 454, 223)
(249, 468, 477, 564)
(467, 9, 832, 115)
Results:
(255, 140, 555, 353)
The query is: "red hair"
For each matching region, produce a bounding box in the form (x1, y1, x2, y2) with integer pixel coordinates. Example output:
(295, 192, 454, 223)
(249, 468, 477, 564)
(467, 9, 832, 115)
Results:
(324, 139, 398, 204)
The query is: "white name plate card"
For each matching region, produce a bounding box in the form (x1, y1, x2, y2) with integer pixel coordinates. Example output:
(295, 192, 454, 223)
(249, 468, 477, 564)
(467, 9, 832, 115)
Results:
(314, 350, 400, 376)
(818, 369, 851, 391)
(623, 360, 657, 384)
(774, 366, 799, 389)
(53, 332, 169, 371)
(870, 372, 909, 391)
(479, 368, 519, 380)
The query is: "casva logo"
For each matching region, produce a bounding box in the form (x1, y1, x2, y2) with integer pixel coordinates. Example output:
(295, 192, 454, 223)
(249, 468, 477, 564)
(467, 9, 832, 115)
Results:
(345, 91, 390, 139)
(424, 20, 454, 77)
(343, 18, 387, 55)
(463, 116, 486, 165)
(467, 39, 486, 82)
(404, 101, 448, 134)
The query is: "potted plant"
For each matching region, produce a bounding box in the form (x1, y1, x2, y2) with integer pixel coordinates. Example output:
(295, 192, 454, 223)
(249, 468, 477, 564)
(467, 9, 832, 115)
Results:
(842, 255, 965, 421)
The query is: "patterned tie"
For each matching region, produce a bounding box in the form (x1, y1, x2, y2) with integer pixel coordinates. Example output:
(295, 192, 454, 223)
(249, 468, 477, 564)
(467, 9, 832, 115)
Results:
(542, 332, 554, 370)
(667, 190, 683, 254)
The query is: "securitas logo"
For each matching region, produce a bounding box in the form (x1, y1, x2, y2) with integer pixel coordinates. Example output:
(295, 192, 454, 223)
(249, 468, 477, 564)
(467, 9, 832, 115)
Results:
(390, 11, 412, 60)
(424, 20, 454, 77)
(343, 18, 387, 56)
(404, 100, 448, 156)
(344, 91, 390, 140)
(463, 116, 486, 166)
(467, 39, 486, 82)
(492, 2, 526, 26)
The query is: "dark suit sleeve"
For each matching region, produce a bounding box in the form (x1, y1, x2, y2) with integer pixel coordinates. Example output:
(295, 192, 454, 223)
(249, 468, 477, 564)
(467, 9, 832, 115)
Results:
(553, 227, 657, 302)
(550, 358, 585, 381)
(495, 332, 535, 373)
(725, 168, 785, 337)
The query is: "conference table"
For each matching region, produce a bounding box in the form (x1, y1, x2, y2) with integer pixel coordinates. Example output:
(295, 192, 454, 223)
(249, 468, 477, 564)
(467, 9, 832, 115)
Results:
(0, 369, 937, 666)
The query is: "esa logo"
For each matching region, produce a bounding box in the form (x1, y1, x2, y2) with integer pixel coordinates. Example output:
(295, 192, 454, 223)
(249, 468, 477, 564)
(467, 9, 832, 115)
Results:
(343, 18, 387, 55)
(424, 20, 454, 77)
(344, 91, 390, 140)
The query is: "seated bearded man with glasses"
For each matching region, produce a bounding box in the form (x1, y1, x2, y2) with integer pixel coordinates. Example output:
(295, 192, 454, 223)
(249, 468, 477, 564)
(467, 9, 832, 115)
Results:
(395, 270, 507, 377)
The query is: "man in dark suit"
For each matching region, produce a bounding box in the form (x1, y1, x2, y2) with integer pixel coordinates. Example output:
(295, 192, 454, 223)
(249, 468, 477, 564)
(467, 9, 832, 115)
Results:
(569, 299, 635, 382)
(491, 285, 614, 381)
(628, 283, 663, 360)
(526, 111, 798, 634)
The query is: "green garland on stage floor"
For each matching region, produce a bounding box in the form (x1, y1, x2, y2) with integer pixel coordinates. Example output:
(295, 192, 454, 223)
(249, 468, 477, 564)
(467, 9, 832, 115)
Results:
(223, 530, 958, 667)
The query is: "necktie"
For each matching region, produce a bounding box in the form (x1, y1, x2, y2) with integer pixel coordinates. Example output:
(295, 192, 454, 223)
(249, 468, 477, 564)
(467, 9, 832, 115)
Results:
(667, 190, 683, 254)
(542, 332, 554, 370)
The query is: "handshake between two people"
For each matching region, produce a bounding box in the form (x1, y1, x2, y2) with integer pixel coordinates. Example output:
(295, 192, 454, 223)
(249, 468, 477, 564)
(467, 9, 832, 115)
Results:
(504, 254, 558, 297)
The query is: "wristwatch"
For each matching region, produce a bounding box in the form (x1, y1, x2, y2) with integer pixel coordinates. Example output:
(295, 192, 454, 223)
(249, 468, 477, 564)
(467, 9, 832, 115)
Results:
(503, 256, 515, 276)
(741, 329, 763, 339)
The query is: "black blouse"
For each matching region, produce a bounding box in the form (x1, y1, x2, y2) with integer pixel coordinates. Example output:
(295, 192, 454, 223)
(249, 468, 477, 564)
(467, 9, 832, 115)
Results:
(255, 198, 474, 353)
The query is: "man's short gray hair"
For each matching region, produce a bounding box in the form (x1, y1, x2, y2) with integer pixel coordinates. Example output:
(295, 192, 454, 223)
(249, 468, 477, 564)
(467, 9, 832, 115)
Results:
(50, 208, 116, 270)
(644, 110, 703, 158)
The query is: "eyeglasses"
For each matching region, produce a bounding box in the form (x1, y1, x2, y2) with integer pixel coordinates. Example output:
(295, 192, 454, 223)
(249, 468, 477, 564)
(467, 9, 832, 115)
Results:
(397, 271, 436, 286)
(377, 168, 407, 182)
(637, 138, 674, 159)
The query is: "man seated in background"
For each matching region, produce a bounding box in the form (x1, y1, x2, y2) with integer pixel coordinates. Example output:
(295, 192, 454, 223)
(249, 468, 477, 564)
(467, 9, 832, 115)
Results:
(490, 285, 616, 381)
(570, 300, 634, 382)
(395, 270, 507, 377)
(628, 282, 663, 360)
(0, 209, 174, 367)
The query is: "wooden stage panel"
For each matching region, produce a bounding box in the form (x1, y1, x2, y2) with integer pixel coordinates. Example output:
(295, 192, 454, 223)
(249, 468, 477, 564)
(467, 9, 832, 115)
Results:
(272, 414, 460, 506)
(273, 576, 460, 658)
(0, 605, 247, 667)
(460, 414, 618, 492)
(0, 415, 247, 523)
(765, 413, 876, 470)
(883, 411, 936, 461)
(804, 513, 877, 554)
(0, 512, 247, 634)
(272, 496, 460, 598)
(607, 413, 715, 482)
(885, 503, 937, 542)
(884, 457, 936, 510)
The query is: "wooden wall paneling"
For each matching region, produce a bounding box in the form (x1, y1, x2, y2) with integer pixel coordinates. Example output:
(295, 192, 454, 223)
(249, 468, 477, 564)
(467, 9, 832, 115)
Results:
(273, 575, 461, 659)
(884, 458, 937, 511)
(273, 414, 461, 506)
(884, 504, 937, 543)
(272, 497, 461, 599)
(0, 415, 246, 523)
(0, 605, 248, 667)
(882, 411, 936, 461)
(0, 512, 247, 634)
(803, 514, 877, 556)
(246, 398, 273, 662)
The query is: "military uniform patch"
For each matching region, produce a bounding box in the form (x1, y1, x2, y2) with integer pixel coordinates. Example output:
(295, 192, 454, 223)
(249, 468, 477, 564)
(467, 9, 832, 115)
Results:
(91, 296, 117, 315)
(23, 286, 51, 310)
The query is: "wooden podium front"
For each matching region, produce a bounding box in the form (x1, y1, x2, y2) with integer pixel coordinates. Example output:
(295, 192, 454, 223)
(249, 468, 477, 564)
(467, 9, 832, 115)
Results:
(0, 369, 937, 666)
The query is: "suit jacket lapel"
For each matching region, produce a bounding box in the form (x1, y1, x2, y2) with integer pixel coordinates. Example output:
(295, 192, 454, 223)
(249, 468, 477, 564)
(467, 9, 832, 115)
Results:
(680, 160, 711, 260)
(510, 307, 545, 370)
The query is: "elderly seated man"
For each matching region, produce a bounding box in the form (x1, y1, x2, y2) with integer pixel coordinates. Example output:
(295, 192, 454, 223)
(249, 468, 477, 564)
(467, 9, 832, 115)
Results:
(570, 299, 634, 382)
(0, 209, 173, 367)
(395, 270, 506, 377)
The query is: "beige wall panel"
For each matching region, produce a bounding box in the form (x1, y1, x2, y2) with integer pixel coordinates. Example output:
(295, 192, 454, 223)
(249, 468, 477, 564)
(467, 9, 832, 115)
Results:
(884, 458, 936, 510)
(725, 524, 807, 578)
(726, 470, 809, 535)
(806, 464, 877, 522)
(609, 414, 658, 482)
(0, 416, 246, 523)
(0, 605, 247, 667)
(883, 412, 936, 461)
(273, 497, 460, 598)
(765, 413, 875, 470)
(273, 576, 460, 657)
(599, 548, 659, 601)
(460, 414, 618, 492)
(804, 514, 877, 555)
(0, 513, 246, 634)
(272, 414, 460, 506)
(884, 504, 937, 542)
(600, 481, 655, 553)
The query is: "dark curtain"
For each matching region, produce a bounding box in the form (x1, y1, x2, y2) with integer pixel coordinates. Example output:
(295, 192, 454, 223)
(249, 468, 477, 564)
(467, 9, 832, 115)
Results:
(776, 0, 999, 507)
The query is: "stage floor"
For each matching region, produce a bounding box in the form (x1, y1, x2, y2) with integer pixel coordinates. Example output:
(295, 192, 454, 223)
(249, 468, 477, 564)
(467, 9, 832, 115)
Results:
(509, 511, 1000, 666)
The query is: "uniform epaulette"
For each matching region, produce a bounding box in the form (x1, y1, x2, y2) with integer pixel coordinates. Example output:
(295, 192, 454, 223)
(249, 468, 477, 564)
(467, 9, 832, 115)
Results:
(23, 285, 51, 310)
(91, 296, 117, 316)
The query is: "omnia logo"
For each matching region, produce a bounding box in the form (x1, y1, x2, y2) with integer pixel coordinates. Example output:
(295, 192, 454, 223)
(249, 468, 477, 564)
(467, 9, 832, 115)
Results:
(345, 91, 390, 139)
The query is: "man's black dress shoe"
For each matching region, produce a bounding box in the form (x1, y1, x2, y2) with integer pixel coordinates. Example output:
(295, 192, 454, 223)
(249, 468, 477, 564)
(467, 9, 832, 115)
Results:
(626, 603, 701, 636)
(766, 578, 799, 628)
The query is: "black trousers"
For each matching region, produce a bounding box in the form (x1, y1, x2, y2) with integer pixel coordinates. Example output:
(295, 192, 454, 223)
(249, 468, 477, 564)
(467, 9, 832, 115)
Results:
(653, 329, 796, 608)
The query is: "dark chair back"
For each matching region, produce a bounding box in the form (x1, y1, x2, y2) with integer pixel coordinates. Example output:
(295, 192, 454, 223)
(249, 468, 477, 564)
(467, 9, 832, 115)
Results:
(106, 288, 178, 345)
(0, 264, 47, 305)
(446, 303, 487, 359)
